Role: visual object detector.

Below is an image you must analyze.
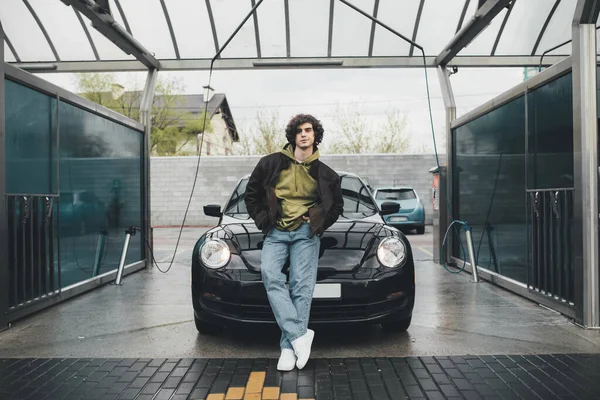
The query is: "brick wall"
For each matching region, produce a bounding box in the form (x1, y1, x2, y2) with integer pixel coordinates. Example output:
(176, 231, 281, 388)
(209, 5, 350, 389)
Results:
(150, 154, 445, 227)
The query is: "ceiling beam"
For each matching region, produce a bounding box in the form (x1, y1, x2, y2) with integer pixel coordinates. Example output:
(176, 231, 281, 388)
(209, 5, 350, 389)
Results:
(436, 0, 512, 66)
(60, 0, 159, 69)
(13, 55, 575, 73)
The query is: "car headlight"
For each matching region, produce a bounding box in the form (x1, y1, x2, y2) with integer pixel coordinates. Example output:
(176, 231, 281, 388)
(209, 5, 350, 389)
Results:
(200, 238, 231, 269)
(377, 237, 406, 268)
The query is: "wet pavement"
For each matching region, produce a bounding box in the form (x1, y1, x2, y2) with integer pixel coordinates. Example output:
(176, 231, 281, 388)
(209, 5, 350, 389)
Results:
(1, 227, 599, 399)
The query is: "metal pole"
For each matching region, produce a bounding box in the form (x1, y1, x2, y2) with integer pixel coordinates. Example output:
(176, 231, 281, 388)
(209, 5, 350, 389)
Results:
(0, 20, 9, 331)
(437, 66, 456, 264)
(114, 227, 135, 285)
(140, 69, 157, 270)
(92, 230, 107, 277)
(572, 0, 600, 328)
(464, 226, 479, 283)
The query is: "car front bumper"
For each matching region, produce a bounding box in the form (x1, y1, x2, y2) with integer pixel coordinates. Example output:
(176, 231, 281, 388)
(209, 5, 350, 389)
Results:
(192, 268, 415, 326)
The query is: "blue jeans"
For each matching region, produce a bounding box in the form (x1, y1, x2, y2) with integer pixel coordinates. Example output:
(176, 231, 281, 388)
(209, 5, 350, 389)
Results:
(261, 222, 320, 350)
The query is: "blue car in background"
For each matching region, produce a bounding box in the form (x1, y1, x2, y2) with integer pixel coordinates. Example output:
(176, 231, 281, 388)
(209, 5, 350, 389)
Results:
(372, 187, 425, 234)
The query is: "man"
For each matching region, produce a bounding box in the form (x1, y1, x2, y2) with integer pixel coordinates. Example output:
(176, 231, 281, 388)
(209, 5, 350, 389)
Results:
(245, 114, 343, 371)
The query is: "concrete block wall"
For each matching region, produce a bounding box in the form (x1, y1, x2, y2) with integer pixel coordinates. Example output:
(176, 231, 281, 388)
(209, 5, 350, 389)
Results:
(151, 154, 445, 227)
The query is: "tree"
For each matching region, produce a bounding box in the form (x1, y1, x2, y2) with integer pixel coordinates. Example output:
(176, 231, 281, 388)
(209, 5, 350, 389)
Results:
(325, 104, 411, 154)
(232, 110, 287, 156)
(74, 72, 211, 155)
(254, 110, 287, 155)
(374, 109, 410, 153)
(327, 104, 372, 154)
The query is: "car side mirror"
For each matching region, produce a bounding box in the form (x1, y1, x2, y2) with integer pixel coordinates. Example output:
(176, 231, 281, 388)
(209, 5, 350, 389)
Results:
(379, 201, 400, 216)
(204, 204, 222, 218)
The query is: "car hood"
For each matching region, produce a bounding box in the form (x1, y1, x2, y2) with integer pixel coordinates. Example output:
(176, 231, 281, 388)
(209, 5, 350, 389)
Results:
(204, 215, 395, 272)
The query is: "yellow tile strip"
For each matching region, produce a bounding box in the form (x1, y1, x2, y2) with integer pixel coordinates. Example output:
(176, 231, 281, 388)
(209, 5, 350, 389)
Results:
(206, 394, 225, 400)
(242, 393, 261, 400)
(225, 387, 245, 400)
(245, 371, 266, 394)
(280, 394, 299, 400)
(262, 386, 280, 399)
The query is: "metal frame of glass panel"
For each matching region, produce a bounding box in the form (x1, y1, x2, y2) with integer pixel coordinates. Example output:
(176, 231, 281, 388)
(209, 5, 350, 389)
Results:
(0, 20, 8, 331)
(0, 60, 146, 326)
(449, 57, 578, 320)
(572, 0, 600, 328)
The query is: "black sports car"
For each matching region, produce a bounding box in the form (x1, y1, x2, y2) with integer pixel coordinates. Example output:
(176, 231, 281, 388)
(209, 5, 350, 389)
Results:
(191, 171, 415, 334)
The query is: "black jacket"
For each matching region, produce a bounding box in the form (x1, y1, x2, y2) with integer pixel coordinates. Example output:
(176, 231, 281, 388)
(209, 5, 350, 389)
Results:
(244, 152, 344, 238)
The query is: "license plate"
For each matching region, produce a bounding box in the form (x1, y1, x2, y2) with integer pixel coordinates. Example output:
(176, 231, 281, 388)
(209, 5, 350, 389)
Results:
(313, 283, 341, 299)
(389, 216, 408, 222)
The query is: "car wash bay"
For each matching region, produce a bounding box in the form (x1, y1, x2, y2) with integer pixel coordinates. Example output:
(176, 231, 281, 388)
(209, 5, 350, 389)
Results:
(3, 0, 600, 399)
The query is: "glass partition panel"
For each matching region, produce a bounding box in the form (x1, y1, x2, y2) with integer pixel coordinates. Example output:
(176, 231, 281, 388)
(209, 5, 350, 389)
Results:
(453, 96, 527, 283)
(5, 79, 57, 195)
(527, 72, 573, 190)
(58, 101, 143, 288)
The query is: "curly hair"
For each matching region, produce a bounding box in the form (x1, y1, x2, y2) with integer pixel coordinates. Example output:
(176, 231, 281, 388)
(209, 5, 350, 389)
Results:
(285, 114, 324, 147)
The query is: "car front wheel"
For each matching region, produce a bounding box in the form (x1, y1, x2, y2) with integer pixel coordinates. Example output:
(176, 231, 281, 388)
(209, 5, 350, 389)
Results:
(381, 316, 412, 332)
(194, 315, 223, 335)
(416, 225, 425, 235)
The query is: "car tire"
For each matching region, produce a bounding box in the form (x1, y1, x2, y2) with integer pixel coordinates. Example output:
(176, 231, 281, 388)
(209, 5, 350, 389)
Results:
(381, 316, 412, 332)
(194, 315, 223, 335)
(416, 225, 425, 235)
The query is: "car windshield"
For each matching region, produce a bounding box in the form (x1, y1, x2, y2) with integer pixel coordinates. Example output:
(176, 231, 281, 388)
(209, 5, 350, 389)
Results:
(223, 175, 378, 218)
(375, 189, 416, 201)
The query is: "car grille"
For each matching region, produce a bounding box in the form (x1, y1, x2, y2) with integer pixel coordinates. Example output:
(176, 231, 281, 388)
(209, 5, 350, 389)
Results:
(200, 296, 408, 322)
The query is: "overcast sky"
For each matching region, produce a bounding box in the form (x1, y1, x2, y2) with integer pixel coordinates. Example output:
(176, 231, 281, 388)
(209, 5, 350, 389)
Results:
(38, 66, 527, 153)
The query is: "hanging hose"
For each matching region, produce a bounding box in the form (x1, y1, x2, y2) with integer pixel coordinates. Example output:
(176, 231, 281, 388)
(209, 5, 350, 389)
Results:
(416, 49, 471, 274)
(336, 0, 474, 274)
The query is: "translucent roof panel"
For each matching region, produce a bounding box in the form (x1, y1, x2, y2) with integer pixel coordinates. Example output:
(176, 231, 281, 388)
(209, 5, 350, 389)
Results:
(4, 42, 16, 63)
(211, 0, 257, 59)
(331, 0, 374, 57)
(371, 0, 420, 57)
(118, 0, 176, 59)
(415, 0, 465, 56)
(257, 0, 287, 58)
(535, 0, 577, 56)
(459, 7, 508, 56)
(108, 0, 127, 30)
(290, 0, 330, 57)
(163, 0, 216, 59)
(0, 0, 589, 65)
(87, 26, 135, 61)
(29, 0, 96, 61)
(0, 0, 56, 62)
(495, 0, 558, 56)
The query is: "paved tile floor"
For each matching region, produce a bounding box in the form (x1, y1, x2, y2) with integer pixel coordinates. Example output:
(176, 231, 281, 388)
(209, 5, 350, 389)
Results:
(1, 227, 600, 399)
(2, 354, 600, 399)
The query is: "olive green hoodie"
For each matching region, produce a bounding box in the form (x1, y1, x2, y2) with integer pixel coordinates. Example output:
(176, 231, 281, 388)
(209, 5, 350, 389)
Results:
(274, 143, 320, 231)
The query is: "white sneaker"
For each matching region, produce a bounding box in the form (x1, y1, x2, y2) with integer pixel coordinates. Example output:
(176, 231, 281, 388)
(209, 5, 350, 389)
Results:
(277, 348, 296, 371)
(291, 329, 314, 370)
